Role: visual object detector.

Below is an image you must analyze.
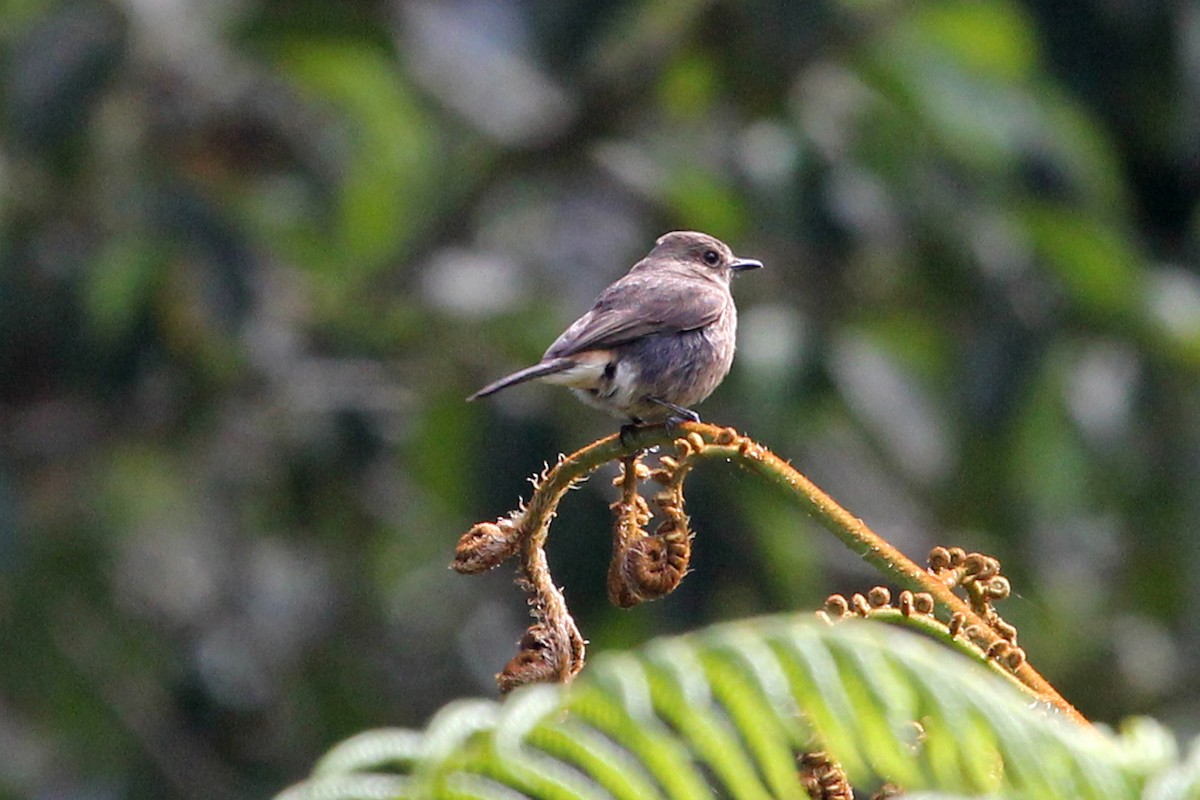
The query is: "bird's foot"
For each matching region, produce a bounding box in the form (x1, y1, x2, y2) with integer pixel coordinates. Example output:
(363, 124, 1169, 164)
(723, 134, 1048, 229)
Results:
(619, 419, 646, 449)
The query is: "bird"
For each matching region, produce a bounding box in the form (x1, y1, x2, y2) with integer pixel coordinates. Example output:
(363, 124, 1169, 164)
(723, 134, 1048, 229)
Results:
(467, 231, 762, 427)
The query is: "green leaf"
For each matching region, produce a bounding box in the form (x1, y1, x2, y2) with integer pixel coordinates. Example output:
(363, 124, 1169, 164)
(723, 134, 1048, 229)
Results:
(664, 167, 748, 240)
(84, 233, 164, 342)
(278, 618, 1172, 799)
(910, 2, 1039, 83)
(269, 40, 440, 275)
(1020, 204, 1142, 320)
(314, 729, 424, 775)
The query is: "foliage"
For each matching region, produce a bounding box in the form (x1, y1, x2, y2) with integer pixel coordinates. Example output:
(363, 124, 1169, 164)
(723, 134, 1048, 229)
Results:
(0, 0, 1197, 798)
(277, 619, 1185, 800)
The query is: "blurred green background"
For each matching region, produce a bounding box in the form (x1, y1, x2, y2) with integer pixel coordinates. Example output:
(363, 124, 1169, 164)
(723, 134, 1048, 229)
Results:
(2, 0, 1198, 797)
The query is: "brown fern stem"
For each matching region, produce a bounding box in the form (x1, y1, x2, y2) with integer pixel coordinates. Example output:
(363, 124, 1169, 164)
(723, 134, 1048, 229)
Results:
(517, 421, 1088, 726)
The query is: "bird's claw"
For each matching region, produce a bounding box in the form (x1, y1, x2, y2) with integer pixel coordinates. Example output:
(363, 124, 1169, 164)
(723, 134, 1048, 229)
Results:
(649, 397, 701, 426)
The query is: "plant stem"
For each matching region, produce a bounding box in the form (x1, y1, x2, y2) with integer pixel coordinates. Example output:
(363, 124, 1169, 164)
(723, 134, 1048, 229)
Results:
(533, 421, 1089, 727)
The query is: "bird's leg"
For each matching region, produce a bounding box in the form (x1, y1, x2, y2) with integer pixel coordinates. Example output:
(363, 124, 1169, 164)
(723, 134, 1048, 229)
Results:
(619, 417, 645, 448)
(649, 398, 701, 426)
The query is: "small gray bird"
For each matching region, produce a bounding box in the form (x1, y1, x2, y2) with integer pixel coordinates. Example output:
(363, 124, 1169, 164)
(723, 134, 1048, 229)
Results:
(467, 231, 762, 426)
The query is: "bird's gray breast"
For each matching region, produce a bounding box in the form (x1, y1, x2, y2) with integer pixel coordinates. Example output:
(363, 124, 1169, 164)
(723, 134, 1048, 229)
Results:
(614, 305, 736, 410)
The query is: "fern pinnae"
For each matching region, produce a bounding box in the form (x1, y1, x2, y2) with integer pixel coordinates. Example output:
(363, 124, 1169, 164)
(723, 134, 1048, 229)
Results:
(823, 634, 927, 788)
(769, 624, 869, 780)
(640, 655, 777, 800)
(705, 623, 805, 728)
(567, 681, 716, 800)
(479, 736, 613, 800)
(876, 635, 1021, 793)
(274, 773, 413, 800)
(493, 684, 567, 754)
(312, 728, 424, 777)
(867, 627, 1129, 799)
(278, 619, 1192, 800)
(697, 648, 811, 799)
(892, 627, 1075, 792)
(415, 699, 501, 769)
(528, 715, 668, 800)
(443, 771, 552, 800)
(975, 701, 1068, 797)
(497, 683, 662, 799)
(588, 653, 657, 723)
(1114, 716, 1179, 773)
(462, 685, 615, 800)
(409, 699, 507, 796)
(643, 637, 713, 708)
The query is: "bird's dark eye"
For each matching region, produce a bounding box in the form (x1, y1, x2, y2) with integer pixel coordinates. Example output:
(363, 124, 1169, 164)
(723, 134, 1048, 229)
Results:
(702, 249, 720, 266)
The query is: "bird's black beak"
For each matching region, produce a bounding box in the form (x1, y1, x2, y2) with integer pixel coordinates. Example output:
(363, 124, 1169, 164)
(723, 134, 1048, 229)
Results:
(730, 257, 763, 272)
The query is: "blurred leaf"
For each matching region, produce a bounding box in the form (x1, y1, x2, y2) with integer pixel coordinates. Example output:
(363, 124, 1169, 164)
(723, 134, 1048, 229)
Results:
(0, 0, 52, 32)
(911, 1, 1039, 83)
(83, 233, 164, 343)
(860, 312, 952, 382)
(861, 0, 1121, 198)
(1020, 204, 1142, 320)
(587, 0, 711, 83)
(407, 390, 478, 517)
(1011, 344, 1091, 514)
(271, 40, 440, 275)
(658, 50, 719, 119)
(5, 2, 124, 157)
(1036, 89, 1129, 214)
(279, 619, 1168, 799)
(739, 481, 822, 608)
(664, 167, 748, 239)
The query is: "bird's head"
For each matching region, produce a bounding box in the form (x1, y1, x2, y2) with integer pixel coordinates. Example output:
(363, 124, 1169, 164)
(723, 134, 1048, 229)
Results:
(647, 231, 763, 285)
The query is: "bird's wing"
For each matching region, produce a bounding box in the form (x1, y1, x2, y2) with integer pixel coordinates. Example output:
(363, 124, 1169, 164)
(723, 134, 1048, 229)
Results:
(543, 272, 727, 359)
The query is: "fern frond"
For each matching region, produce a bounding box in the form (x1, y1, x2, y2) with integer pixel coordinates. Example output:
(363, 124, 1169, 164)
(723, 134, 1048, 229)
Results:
(277, 617, 1176, 800)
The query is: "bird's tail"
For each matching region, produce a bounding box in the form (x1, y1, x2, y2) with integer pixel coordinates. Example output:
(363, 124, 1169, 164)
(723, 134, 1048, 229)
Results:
(467, 358, 574, 401)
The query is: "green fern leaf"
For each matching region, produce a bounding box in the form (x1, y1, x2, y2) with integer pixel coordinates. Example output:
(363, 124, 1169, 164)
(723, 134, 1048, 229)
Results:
(278, 617, 1177, 800)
